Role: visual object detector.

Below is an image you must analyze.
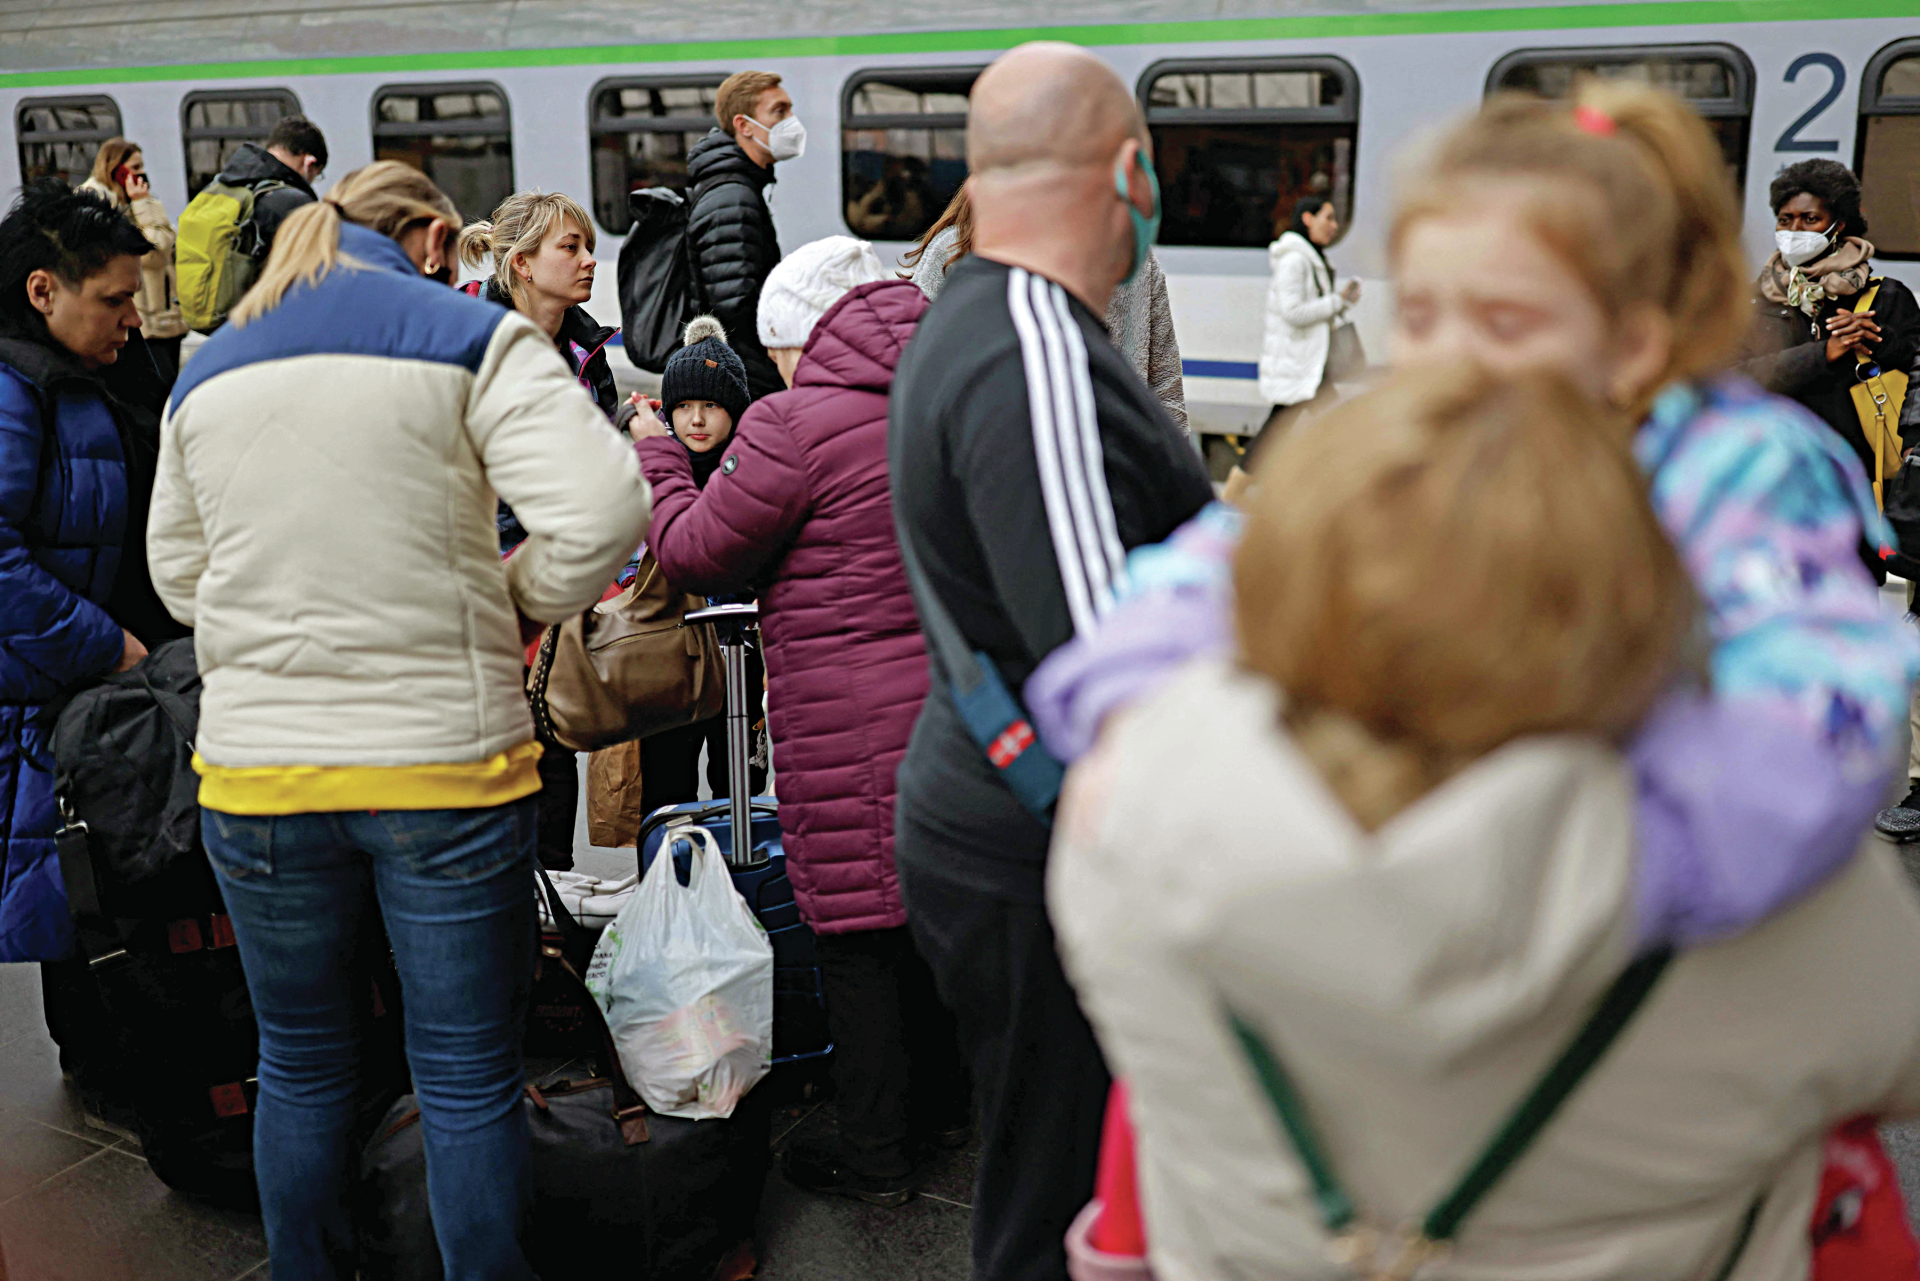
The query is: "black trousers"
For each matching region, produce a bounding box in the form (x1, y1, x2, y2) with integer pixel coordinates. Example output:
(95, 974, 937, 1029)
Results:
(534, 744, 578, 870)
(639, 647, 767, 815)
(814, 926, 969, 1178)
(897, 830, 1110, 1281)
(638, 713, 768, 815)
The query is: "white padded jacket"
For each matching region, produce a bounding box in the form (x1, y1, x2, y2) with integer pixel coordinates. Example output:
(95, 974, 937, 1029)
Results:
(1257, 231, 1349, 408)
(150, 224, 651, 769)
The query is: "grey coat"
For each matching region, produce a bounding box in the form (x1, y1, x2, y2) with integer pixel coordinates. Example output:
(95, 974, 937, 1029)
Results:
(909, 228, 1188, 434)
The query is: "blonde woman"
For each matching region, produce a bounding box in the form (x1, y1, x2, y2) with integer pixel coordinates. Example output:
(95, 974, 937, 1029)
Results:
(456, 189, 618, 432)
(148, 161, 651, 1281)
(457, 189, 623, 870)
(79, 137, 186, 379)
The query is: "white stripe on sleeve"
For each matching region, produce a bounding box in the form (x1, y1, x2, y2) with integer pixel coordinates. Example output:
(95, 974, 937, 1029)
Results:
(1005, 266, 1125, 636)
(1044, 279, 1126, 597)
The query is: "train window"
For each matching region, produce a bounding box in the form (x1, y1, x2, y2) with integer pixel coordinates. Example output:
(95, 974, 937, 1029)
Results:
(16, 95, 121, 187)
(181, 89, 302, 199)
(1858, 40, 1920, 259)
(589, 76, 727, 235)
(372, 82, 513, 222)
(1486, 45, 1754, 185)
(840, 67, 982, 241)
(1139, 58, 1359, 250)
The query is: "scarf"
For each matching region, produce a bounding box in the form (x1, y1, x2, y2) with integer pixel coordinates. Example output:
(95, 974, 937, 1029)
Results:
(1759, 236, 1877, 316)
(683, 432, 727, 489)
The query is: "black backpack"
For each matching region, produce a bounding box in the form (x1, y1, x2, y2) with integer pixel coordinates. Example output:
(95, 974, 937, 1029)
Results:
(616, 176, 751, 372)
(52, 637, 208, 921)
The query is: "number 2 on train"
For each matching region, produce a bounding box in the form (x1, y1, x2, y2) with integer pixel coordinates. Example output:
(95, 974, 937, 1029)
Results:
(1777, 53, 1844, 153)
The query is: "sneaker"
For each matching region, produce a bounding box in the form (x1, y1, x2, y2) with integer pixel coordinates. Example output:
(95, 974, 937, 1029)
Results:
(780, 1141, 916, 1208)
(1875, 780, 1920, 842)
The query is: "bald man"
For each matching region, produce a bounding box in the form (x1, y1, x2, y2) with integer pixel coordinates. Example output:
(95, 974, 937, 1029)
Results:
(887, 42, 1213, 1281)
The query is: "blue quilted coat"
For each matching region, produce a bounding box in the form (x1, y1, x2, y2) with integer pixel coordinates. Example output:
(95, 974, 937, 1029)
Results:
(0, 334, 129, 963)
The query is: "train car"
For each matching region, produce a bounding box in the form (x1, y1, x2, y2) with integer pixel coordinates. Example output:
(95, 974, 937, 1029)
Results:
(6, 0, 1917, 464)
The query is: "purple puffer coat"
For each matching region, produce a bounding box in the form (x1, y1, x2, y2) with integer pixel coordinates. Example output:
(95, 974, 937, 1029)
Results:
(636, 280, 930, 934)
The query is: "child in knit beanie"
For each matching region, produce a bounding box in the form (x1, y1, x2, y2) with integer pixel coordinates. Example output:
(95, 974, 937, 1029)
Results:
(644, 315, 753, 488)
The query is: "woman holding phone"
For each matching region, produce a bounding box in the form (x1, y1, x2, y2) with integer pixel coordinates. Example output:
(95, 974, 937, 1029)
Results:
(80, 139, 186, 384)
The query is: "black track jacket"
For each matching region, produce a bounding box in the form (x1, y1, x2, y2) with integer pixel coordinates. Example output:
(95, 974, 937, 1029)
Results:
(888, 256, 1213, 898)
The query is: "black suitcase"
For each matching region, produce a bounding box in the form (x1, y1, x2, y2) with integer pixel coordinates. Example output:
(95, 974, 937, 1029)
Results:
(356, 870, 770, 1281)
(636, 602, 833, 1070)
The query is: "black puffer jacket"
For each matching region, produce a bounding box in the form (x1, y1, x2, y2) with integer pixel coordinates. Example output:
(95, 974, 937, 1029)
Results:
(473, 278, 619, 418)
(686, 129, 783, 401)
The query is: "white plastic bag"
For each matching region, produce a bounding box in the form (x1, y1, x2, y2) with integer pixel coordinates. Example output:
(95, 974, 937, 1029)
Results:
(586, 825, 773, 1120)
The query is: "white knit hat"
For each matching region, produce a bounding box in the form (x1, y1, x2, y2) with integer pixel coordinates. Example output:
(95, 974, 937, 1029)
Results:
(757, 235, 890, 350)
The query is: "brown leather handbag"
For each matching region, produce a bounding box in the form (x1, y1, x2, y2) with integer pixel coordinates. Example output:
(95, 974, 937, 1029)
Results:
(526, 552, 726, 752)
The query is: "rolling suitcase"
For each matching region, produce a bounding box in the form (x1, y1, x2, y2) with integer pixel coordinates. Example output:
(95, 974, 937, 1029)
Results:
(637, 602, 833, 1070)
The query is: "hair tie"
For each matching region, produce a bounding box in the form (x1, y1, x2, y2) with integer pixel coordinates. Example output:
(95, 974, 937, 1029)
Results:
(1572, 104, 1616, 137)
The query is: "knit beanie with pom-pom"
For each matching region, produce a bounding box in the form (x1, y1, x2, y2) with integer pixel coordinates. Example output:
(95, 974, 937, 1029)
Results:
(757, 235, 890, 351)
(661, 315, 751, 422)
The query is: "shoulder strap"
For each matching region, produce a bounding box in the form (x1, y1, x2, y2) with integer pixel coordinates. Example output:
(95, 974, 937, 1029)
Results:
(893, 513, 1064, 822)
(1229, 947, 1674, 1268)
(534, 865, 651, 1144)
(690, 172, 756, 207)
(1848, 280, 1905, 504)
(1854, 282, 1886, 372)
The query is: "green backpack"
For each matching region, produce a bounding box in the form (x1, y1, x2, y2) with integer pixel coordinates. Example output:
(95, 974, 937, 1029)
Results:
(176, 177, 285, 333)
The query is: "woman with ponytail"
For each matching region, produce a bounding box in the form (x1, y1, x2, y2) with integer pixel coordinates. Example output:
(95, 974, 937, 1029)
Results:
(456, 189, 618, 435)
(149, 161, 651, 1281)
(1031, 83, 1920, 1279)
(457, 189, 621, 871)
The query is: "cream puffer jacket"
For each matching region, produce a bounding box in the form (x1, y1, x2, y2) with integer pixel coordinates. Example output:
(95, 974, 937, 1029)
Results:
(1051, 659, 1920, 1281)
(150, 223, 651, 769)
(79, 177, 185, 340)
(1257, 230, 1349, 408)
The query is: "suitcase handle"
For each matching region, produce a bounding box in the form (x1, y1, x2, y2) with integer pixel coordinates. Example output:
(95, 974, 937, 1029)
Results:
(682, 602, 763, 867)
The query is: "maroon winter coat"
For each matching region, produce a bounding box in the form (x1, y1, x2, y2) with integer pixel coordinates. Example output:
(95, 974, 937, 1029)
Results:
(636, 280, 930, 934)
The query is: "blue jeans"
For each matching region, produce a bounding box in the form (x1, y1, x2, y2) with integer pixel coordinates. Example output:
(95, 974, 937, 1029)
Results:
(203, 800, 539, 1281)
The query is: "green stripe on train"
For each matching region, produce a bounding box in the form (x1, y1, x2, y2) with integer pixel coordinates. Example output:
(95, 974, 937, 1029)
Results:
(0, 0, 1905, 87)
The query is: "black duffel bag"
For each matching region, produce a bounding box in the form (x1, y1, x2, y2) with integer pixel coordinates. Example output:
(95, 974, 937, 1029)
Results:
(356, 870, 771, 1281)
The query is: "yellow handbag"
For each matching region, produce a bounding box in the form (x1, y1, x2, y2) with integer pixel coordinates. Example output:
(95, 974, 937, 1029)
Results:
(1849, 281, 1909, 508)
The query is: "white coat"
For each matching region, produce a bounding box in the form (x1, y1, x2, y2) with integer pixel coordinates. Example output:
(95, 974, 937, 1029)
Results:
(1257, 230, 1350, 408)
(1051, 659, 1920, 1281)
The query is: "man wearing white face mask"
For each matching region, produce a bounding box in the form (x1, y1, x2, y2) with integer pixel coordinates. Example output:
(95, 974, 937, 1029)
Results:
(686, 70, 802, 400)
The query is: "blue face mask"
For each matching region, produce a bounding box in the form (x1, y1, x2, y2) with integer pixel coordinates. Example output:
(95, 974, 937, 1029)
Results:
(1113, 149, 1162, 286)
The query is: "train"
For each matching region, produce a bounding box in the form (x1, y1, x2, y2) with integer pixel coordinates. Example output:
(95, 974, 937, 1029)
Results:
(6, 0, 1919, 462)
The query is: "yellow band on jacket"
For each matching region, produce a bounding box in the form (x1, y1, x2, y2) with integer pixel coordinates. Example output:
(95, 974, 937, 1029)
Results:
(194, 740, 545, 816)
